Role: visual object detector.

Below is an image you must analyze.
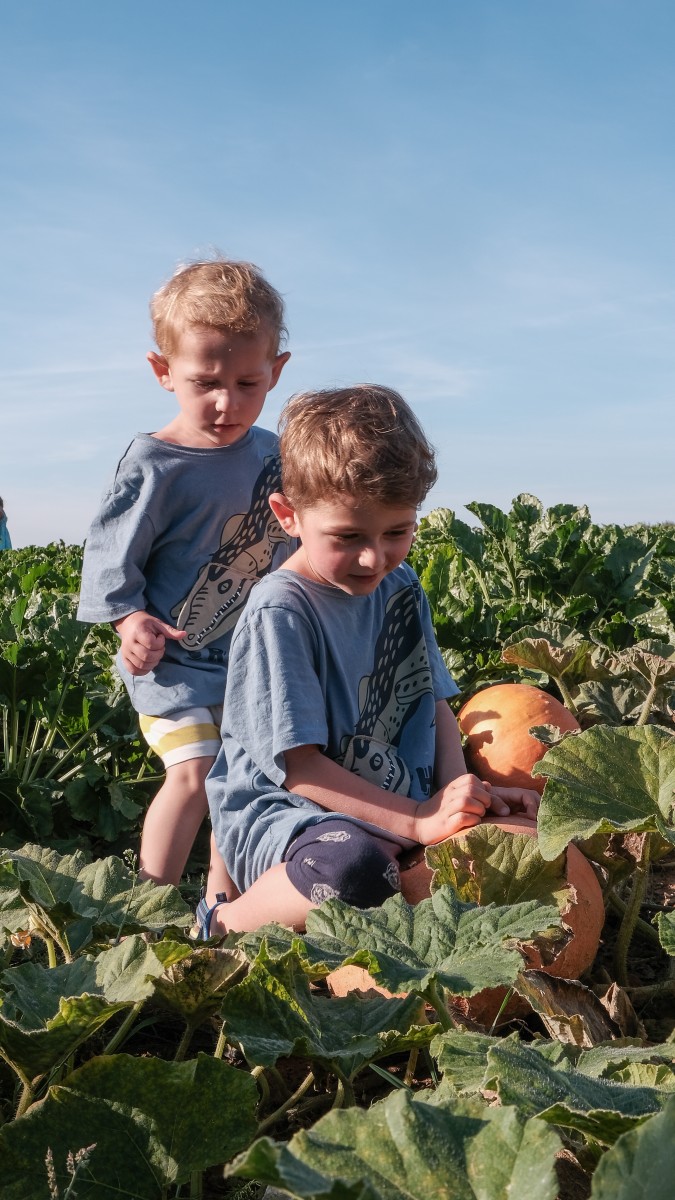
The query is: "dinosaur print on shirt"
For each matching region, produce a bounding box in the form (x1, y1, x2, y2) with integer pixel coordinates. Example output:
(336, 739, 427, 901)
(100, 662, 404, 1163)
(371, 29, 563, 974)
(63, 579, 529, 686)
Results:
(172, 456, 289, 649)
(339, 584, 435, 795)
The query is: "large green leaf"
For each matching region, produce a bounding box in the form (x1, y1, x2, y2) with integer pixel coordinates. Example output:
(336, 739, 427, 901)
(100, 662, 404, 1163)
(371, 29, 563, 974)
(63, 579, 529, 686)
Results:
(0, 993, 129, 1080)
(590, 1094, 675, 1198)
(501, 625, 608, 690)
(227, 1089, 562, 1200)
(0, 844, 191, 955)
(611, 641, 675, 690)
(534, 725, 675, 858)
(573, 679, 646, 725)
(0, 1052, 260, 1199)
(425, 825, 571, 911)
(220, 945, 435, 1077)
(0, 934, 165, 1027)
(304, 887, 562, 1002)
(486, 1037, 665, 1145)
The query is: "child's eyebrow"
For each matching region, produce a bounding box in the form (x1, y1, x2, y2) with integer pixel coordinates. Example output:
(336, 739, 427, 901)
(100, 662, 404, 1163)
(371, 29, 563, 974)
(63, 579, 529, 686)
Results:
(325, 521, 415, 535)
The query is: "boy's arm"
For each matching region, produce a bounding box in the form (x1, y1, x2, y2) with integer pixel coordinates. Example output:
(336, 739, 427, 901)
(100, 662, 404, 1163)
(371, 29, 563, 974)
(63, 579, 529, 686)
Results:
(433, 699, 469, 786)
(78, 446, 184, 675)
(283, 700, 539, 848)
(284, 745, 419, 840)
(77, 446, 157, 629)
(284, 740, 492, 844)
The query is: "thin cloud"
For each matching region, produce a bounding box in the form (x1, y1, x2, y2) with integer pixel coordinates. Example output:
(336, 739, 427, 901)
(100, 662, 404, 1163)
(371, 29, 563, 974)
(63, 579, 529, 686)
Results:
(0, 361, 139, 380)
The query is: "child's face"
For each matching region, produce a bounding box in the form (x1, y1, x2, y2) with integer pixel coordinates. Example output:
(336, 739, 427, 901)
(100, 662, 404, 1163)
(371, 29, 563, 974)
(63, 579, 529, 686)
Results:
(148, 327, 289, 448)
(272, 494, 418, 596)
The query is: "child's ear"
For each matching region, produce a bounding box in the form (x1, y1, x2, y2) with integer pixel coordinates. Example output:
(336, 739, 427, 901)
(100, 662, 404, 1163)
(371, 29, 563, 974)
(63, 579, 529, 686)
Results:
(269, 492, 301, 535)
(268, 351, 291, 389)
(147, 351, 174, 391)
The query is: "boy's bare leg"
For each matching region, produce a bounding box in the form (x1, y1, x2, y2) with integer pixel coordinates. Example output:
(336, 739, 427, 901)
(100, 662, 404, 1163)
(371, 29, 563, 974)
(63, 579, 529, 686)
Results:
(206, 832, 240, 903)
(139, 756, 215, 886)
(210, 862, 316, 935)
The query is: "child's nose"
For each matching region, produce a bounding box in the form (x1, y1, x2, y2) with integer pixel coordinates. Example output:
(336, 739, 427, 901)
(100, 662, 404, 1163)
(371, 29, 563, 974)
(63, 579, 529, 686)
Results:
(214, 389, 232, 412)
(359, 543, 384, 569)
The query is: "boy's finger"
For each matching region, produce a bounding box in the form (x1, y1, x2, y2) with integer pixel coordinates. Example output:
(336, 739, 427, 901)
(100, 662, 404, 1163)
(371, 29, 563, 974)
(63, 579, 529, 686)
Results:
(453, 796, 489, 818)
(522, 795, 540, 819)
(425, 811, 483, 845)
(487, 795, 511, 815)
(156, 620, 187, 641)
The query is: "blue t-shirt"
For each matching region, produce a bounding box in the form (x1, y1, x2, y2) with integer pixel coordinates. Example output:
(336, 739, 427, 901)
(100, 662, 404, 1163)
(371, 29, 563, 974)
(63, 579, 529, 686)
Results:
(207, 561, 458, 892)
(77, 428, 295, 715)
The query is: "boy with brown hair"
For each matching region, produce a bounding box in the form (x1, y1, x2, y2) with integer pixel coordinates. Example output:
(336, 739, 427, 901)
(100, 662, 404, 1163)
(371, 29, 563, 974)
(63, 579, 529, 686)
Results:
(77, 258, 292, 896)
(201, 384, 538, 936)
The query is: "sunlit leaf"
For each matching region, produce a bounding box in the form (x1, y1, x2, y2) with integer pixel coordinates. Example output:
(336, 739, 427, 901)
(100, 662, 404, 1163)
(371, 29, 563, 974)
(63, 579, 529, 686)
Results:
(535, 725, 675, 858)
(227, 1088, 562, 1200)
(425, 824, 571, 910)
(304, 886, 562, 1002)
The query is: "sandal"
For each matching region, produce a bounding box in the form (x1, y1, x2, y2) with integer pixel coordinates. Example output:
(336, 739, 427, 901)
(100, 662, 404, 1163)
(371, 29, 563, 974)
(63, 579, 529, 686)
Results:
(192, 887, 227, 940)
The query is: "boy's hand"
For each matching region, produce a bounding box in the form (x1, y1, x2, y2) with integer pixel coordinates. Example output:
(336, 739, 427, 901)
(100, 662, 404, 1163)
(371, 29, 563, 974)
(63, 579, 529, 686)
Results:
(113, 611, 186, 675)
(412, 774, 539, 845)
(412, 773, 493, 845)
(483, 782, 540, 822)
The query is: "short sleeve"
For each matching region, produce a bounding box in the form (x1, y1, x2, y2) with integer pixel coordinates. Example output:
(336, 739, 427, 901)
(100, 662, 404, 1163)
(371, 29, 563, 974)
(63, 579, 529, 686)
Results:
(77, 452, 156, 622)
(224, 603, 330, 785)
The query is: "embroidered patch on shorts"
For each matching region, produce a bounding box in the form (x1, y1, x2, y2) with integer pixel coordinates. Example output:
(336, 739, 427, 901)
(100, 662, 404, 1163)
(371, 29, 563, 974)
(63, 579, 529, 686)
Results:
(383, 861, 401, 890)
(316, 830, 351, 843)
(310, 883, 339, 903)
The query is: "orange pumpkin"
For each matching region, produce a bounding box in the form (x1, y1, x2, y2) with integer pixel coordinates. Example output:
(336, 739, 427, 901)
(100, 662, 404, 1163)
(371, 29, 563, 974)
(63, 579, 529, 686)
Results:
(457, 682, 580, 794)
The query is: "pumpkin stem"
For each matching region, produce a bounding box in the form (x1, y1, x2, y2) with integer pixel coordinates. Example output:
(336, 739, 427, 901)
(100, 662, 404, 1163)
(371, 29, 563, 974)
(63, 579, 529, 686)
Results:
(554, 676, 578, 715)
(613, 834, 652, 986)
(425, 979, 459, 1030)
(636, 683, 657, 727)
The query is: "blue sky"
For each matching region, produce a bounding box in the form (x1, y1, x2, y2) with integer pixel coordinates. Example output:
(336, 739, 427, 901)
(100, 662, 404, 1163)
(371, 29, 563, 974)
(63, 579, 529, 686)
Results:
(2, 0, 674, 547)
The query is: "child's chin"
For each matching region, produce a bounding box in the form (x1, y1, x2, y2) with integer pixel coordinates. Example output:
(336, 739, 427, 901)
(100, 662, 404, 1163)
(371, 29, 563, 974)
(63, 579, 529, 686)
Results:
(342, 575, 382, 595)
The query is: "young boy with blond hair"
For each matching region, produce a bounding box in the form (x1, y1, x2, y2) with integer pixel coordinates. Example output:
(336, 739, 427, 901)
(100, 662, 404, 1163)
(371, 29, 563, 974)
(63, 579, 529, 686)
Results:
(201, 384, 539, 936)
(78, 258, 292, 897)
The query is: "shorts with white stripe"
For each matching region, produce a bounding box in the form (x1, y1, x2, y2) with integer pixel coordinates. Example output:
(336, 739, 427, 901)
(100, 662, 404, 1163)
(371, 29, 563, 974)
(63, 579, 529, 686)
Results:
(138, 706, 222, 768)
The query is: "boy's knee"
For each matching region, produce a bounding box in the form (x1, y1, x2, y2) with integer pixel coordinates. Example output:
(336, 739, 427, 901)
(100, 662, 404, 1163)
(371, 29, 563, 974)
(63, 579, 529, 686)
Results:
(165, 755, 214, 794)
(285, 821, 401, 908)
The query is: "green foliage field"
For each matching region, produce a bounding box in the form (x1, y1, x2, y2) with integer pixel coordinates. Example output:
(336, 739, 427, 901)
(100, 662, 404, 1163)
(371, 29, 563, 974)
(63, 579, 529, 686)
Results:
(1, 501, 674, 1199)
(0, 543, 160, 858)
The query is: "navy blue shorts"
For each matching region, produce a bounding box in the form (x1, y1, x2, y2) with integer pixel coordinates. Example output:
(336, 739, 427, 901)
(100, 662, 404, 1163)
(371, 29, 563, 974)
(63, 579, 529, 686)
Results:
(284, 819, 401, 907)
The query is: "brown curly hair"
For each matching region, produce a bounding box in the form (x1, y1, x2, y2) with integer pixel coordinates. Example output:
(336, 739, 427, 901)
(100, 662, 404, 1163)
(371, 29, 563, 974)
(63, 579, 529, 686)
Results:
(279, 385, 437, 510)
